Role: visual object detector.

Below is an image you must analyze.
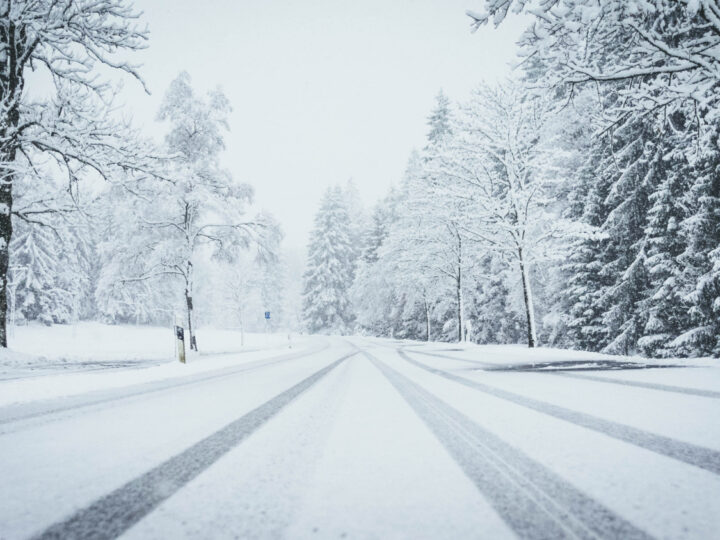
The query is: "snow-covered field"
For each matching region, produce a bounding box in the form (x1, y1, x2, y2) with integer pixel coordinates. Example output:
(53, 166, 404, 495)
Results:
(0, 323, 303, 406)
(0, 331, 718, 538)
(1, 322, 295, 378)
(5, 322, 293, 365)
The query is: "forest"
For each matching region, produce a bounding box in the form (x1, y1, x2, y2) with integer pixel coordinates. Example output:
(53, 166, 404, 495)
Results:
(302, 1, 720, 358)
(2, 1, 719, 359)
(0, 2, 298, 352)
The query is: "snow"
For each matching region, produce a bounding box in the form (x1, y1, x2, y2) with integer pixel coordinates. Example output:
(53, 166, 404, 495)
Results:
(7, 322, 291, 365)
(400, 339, 719, 368)
(123, 354, 511, 539)
(1, 334, 718, 538)
(0, 323, 303, 406)
(0, 342, 340, 539)
(359, 338, 720, 539)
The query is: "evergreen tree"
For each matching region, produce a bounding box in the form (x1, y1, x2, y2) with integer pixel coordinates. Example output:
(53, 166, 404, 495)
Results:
(426, 90, 452, 147)
(468, 258, 524, 344)
(673, 129, 720, 356)
(597, 124, 655, 355)
(639, 143, 692, 356)
(564, 169, 612, 350)
(302, 186, 356, 334)
(9, 222, 74, 325)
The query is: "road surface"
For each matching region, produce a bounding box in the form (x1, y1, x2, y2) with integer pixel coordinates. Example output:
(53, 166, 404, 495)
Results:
(1, 337, 719, 539)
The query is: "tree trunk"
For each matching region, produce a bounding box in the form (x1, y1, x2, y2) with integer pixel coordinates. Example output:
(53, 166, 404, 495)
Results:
(456, 273, 463, 342)
(0, 176, 13, 349)
(456, 235, 465, 343)
(185, 291, 195, 350)
(424, 297, 431, 342)
(518, 247, 537, 348)
(185, 261, 197, 351)
(0, 21, 22, 348)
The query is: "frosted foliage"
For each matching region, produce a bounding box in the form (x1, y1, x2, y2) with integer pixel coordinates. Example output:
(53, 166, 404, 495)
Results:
(302, 186, 358, 335)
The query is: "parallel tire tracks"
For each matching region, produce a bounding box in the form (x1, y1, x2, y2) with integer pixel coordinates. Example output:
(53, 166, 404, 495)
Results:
(33, 351, 355, 540)
(365, 350, 651, 540)
(399, 348, 720, 476)
(404, 348, 498, 368)
(551, 371, 720, 400)
(0, 342, 330, 428)
(408, 348, 719, 399)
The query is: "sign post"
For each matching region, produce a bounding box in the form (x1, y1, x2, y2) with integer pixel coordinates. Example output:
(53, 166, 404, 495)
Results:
(175, 325, 186, 364)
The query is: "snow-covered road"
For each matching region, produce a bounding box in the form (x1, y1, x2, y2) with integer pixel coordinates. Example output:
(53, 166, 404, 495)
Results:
(1, 337, 719, 539)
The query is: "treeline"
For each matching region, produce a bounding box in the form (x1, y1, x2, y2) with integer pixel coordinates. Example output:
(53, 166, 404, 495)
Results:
(8, 72, 290, 339)
(2, 2, 287, 350)
(303, 1, 720, 358)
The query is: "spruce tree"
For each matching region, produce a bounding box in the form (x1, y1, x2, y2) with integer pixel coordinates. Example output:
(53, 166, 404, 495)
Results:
(639, 144, 692, 356)
(302, 186, 356, 334)
(9, 222, 73, 325)
(598, 125, 655, 355)
(674, 129, 720, 356)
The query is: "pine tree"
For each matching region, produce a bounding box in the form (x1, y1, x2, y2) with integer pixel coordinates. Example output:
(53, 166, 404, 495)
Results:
(597, 124, 655, 355)
(9, 222, 73, 325)
(302, 186, 356, 334)
(673, 128, 720, 356)
(426, 90, 452, 147)
(565, 144, 613, 351)
(639, 144, 692, 356)
(468, 258, 524, 344)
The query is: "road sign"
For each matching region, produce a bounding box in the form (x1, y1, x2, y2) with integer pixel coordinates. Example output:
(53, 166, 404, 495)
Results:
(264, 311, 271, 320)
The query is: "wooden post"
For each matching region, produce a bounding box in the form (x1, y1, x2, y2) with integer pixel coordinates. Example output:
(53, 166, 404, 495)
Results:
(175, 325, 186, 364)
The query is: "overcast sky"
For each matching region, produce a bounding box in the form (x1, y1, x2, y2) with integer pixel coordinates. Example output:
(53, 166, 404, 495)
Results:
(121, 0, 527, 251)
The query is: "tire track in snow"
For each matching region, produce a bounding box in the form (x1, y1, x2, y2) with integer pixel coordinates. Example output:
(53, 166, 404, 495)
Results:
(400, 349, 720, 476)
(550, 372, 720, 399)
(400, 345, 719, 398)
(405, 345, 720, 398)
(365, 349, 651, 540)
(406, 348, 498, 368)
(32, 351, 355, 540)
(0, 342, 330, 429)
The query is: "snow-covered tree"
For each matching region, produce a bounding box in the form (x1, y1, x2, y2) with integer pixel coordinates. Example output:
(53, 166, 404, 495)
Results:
(468, 1, 720, 147)
(466, 0, 720, 357)
(467, 256, 524, 344)
(100, 73, 280, 349)
(302, 186, 357, 334)
(94, 184, 176, 324)
(352, 189, 401, 337)
(9, 221, 71, 324)
(672, 129, 720, 356)
(638, 145, 692, 356)
(426, 90, 452, 147)
(432, 84, 581, 347)
(0, 0, 155, 346)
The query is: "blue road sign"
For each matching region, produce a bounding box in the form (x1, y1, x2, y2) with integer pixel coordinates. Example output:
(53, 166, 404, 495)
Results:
(265, 311, 271, 320)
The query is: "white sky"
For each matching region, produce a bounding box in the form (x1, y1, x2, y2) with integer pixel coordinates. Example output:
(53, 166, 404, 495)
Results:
(120, 0, 527, 250)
